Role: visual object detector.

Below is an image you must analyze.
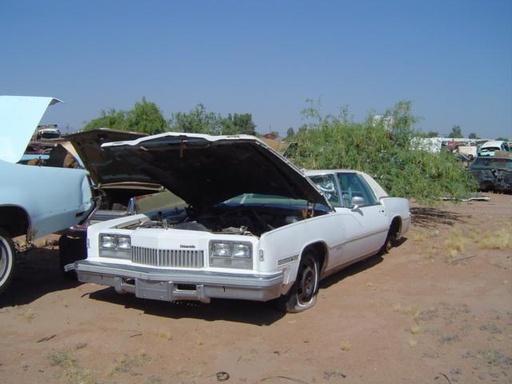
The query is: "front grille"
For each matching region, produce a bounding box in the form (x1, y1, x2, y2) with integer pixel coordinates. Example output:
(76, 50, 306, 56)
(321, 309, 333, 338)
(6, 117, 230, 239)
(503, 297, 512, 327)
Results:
(132, 246, 204, 268)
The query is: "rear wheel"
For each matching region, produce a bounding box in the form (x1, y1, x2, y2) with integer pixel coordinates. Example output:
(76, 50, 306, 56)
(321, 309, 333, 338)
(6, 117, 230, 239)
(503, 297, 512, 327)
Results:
(381, 220, 400, 255)
(0, 229, 16, 294)
(278, 249, 320, 313)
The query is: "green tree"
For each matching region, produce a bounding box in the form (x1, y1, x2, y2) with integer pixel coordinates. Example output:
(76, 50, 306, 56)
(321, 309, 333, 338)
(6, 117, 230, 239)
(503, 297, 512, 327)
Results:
(468, 132, 477, 139)
(426, 131, 439, 137)
(125, 97, 168, 134)
(82, 108, 128, 131)
(448, 125, 463, 138)
(169, 104, 222, 134)
(286, 127, 295, 138)
(221, 113, 256, 135)
(82, 98, 168, 134)
(290, 101, 476, 204)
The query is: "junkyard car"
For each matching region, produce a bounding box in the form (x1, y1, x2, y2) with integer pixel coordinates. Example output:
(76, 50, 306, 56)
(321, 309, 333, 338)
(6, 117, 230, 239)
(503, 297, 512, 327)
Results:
(0, 96, 93, 293)
(68, 132, 410, 312)
(467, 152, 512, 193)
(477, 140, 510, 157)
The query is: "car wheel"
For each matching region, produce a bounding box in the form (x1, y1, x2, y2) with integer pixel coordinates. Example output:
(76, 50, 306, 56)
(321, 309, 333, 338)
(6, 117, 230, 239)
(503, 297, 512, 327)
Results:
(381, 220, 400, 254)
(0, 229, 16, 294)
(479, 181, 494, 192)
(278, 249, 320, 313)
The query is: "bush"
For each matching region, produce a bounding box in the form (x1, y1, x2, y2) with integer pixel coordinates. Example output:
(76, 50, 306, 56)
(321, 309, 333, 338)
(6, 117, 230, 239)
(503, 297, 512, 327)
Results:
(288, 101, 476, 205)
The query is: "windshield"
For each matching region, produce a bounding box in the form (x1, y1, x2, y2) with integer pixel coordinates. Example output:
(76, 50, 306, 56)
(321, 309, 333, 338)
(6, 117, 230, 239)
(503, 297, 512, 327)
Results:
(470, 157, 512, 171)
(221, 193, 332, 212)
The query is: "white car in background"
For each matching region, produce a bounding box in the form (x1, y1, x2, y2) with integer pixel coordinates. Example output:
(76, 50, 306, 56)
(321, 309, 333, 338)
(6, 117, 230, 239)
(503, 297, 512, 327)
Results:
(0, 96, 94, 294)
(68, 132, 410, 312)
(478, 140, 510, 157)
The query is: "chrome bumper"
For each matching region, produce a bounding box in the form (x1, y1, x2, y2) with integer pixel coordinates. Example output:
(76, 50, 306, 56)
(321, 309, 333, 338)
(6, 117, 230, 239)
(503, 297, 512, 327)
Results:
(70, 260, 285, 303)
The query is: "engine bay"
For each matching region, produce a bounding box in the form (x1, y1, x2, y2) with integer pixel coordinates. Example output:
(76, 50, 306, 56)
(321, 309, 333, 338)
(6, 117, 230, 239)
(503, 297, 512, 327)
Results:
(133, 203, 329, 237)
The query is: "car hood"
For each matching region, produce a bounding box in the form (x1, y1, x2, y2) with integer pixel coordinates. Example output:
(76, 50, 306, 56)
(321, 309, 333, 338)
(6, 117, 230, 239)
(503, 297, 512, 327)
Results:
(65, 128, 151, 186)
(101, 132, 330, 211)
(0, 96, 61, 163)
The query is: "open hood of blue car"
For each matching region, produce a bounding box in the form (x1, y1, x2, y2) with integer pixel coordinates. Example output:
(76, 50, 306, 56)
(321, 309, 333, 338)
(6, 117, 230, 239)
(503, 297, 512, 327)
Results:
(0, 96, 61, 163)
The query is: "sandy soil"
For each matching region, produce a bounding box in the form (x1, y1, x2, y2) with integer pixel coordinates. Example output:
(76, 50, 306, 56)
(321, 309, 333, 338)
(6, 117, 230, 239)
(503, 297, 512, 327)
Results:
(0, 193, 511, 384)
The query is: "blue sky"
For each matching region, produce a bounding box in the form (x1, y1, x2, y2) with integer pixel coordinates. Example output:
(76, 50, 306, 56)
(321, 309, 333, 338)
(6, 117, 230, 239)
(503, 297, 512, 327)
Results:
(1, 0, 511, 139)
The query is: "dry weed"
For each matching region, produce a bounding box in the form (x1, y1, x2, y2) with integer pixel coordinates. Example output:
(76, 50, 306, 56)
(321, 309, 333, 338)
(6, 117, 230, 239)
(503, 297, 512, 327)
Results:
(18, 306, 35, 322)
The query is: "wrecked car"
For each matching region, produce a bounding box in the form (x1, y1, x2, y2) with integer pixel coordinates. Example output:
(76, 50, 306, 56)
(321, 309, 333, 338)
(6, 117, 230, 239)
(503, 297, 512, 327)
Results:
(68, 132, 410, 312)
(467, 152, 512, 193)
(0, 96, 94, 294)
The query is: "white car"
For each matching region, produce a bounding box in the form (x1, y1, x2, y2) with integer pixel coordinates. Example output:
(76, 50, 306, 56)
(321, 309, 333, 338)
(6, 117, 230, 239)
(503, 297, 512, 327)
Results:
(0, 96, 94, 293)
(69, 132, 410, 312)
(478, 140, 510, 157)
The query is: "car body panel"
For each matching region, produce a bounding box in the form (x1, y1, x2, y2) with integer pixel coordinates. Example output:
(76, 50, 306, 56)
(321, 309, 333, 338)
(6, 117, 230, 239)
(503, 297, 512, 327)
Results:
(468, 153, 512, 192)
(100, 132, 329, 211)
(305, 169, 411, 242)
(65, 128, 149, 186)
(69, 132, 409, 311)
(0, 95, 93, 241)
(0, 96, 61, 163)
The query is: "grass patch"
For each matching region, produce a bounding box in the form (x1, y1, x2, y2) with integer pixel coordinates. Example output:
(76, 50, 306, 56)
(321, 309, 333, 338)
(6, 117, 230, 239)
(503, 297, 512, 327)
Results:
(443, 228, 467, 258)
(410, 324, 423, 335)
(340, 341, 352, 352)
(18, 307, 35, 322)
(157, 330, 173, 341)
(47, 345, 96, 384)
(478, 227, 512, 250)
(106, 350, 151, 377)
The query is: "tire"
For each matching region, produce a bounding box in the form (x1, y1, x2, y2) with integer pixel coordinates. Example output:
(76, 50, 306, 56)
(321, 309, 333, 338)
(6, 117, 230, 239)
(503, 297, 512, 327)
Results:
(380, 220, 401, 255)
(278, 249, 320, 313)
(0, 229, 17, 294)
(381, 228, 397, 255)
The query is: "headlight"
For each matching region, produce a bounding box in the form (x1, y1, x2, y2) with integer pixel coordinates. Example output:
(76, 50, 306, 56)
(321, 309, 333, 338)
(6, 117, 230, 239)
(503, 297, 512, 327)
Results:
(209, 241, 252, 269)
(99, 233, 131, 259)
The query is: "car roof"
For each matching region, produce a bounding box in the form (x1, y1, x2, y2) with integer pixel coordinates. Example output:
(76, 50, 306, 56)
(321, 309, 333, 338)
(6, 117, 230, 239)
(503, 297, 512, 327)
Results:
(480, 140, 506, 148)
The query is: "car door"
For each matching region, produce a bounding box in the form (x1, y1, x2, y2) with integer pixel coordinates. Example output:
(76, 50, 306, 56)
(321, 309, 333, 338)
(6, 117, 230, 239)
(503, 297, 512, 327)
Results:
(332, 172, 388, 264)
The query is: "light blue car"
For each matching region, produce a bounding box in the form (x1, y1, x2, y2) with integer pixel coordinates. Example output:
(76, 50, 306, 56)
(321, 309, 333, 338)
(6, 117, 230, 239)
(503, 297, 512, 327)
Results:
(0, 96, 94, 294)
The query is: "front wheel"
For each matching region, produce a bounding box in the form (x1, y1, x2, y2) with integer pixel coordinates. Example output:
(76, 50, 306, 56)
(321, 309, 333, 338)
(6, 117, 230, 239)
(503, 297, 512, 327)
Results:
(0, 229, 17, 294)
(277, 249, 320, 313)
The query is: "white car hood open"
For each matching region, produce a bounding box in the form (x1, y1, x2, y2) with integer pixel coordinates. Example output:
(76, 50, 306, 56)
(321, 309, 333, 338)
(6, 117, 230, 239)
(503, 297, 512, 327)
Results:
(101, 132, 330, 211)
(0, 96, 61, 163)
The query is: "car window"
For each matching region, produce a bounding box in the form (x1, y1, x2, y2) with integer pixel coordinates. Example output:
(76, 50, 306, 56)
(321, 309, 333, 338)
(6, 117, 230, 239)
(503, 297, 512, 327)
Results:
(471, 157, 512, 171)
(336, 173, 379, 208)
(308, 174, 341, 207)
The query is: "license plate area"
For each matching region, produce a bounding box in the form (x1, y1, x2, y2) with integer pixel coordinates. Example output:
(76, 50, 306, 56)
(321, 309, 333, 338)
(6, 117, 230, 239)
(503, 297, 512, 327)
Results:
(136, 279, 173, 301)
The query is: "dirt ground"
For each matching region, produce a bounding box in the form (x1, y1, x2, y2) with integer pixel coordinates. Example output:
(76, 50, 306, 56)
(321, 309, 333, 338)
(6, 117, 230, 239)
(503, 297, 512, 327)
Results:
(0, 193, 511, 384)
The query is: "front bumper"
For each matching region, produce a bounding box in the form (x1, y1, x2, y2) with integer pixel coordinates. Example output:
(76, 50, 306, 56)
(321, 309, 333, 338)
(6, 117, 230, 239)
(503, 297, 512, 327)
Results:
(70, 260, 285, 303)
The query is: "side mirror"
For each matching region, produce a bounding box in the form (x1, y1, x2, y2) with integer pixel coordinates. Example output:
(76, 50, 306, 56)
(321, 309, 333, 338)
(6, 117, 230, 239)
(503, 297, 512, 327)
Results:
(351, 196, 365, 210)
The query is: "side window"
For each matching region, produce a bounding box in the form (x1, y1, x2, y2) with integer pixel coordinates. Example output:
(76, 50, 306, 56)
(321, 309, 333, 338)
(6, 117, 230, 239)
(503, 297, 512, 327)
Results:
(309, 174, 341, 207)
(337, 173, 379, 208)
